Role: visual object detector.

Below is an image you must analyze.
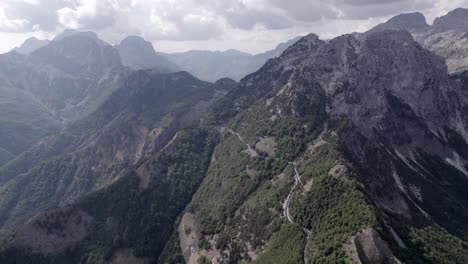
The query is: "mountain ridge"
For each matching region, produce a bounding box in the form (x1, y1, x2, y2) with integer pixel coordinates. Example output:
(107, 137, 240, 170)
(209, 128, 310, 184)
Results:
(12, 37, 50, 55)
(162, 36, 302, 82)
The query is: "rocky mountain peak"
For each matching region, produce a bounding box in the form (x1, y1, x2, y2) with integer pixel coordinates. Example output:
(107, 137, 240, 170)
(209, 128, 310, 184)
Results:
(364, 29, 419, 50)
(30, 30, 121, 74)
(53, 29, 101, 42)
(345, 30, 452, 126)
(433, 8, 468, 32)
(13, 37, 50, 54)
(386, 12, 428, 29)
(367, 12, 429, 34)
(278, 33, 324, 62)
(251, 29, 454, 138)
(298, 33, 322, 46)
(116, 35, 179, 72)
(118, 35, 156, 54)
(387, 12, 428, 27)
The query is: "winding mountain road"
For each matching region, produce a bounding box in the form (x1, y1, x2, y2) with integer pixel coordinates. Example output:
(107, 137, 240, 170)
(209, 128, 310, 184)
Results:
(283, 163, 311, 263)
(227, 129, 258, 157)
(228, 128, 311, 263)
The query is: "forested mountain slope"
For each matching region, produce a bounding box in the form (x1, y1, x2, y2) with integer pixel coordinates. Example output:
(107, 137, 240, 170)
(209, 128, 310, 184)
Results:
(0, 70, 226, 237)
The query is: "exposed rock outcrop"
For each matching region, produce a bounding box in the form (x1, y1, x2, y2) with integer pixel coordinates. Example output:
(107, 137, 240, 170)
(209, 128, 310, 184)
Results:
(347, 228, 402, 264)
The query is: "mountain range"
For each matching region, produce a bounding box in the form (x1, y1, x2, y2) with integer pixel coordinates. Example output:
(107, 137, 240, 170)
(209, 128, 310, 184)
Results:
(0, 7, 467, 264)
(11, 32, 302, 82)
(160, 37, 302, 82)
(0, 30, 299, 167)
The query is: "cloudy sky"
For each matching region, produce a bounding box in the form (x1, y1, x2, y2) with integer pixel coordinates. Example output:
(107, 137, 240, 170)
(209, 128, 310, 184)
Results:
(0, 0, 467, 54)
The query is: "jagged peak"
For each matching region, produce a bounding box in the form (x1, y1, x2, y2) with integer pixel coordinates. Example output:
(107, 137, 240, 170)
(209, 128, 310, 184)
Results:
(328, 33, 359, 46)
(53, 29, 105, 45)
(28, 29, 121, 70)
(441, 7, 468, 18)
(119, 35, 153, 48)
(117, 35, 157, 55)
(385, 12, 428, 28)
(367, 12, 429, 34)
(279, 33, 324, 59)
(301, 33, 321, 43)
(12, 37, 50, 54)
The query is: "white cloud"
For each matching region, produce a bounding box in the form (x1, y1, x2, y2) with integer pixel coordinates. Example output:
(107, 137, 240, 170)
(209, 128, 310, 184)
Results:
(56, 0, 128, 29)
(0, 0, 467, 53)
(0, 7, 30, 32)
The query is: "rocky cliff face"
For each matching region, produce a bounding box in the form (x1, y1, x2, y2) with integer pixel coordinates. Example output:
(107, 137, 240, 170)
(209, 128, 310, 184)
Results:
(177, 29, 468, 263)
(261, 28, 468, 228)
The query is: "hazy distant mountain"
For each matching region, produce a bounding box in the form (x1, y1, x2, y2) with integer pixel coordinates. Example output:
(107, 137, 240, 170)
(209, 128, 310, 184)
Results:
(116, 35, 179, 73)
(369, 7, 468, 34)
(0, 30, 128, 119)
(12, 37, 49, 55)
(163, 36, 301, 82)
(0, 30, 130, 165)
